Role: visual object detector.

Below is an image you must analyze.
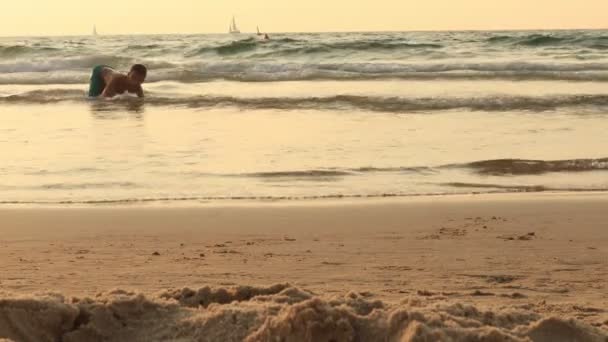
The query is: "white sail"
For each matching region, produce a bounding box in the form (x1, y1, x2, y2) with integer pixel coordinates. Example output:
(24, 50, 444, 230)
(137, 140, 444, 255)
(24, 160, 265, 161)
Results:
(93, 25, 98, 36)
(229, 16, 240, 34)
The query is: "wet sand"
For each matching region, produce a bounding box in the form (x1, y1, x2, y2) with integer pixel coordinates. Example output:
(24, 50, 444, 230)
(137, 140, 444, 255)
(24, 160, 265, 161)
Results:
(0, 193, 607, 341)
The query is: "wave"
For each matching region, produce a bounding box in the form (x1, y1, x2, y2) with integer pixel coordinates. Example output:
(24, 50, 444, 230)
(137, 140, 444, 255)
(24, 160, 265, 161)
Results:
(123, 44, 163, 51)
(5, 90, 608, 113)
(279, 40, 442, 53)
(441, 182, 608, 193)
(461, 158, 608, 175)
(6, 70, 608, 84)
(177, 167, 435, 180)
(6, 156, 599, 187)
(442, 182, 549, 191)
(215, 38, 259, 55)
(111, 94, 608, 112)
(7, 32, 608, 66)
(0, 44, 60, 57)
(41, 182, 138, 190)
(5, 32, 608, 78)
(178, 158, 608, 182)
(165, 158, 608, 179)
(0, 194, 426, 205)
(391, 61, 608, 72)
(486, 33, 608, 49)
(1, 158, 607, 203)
(5, 60, 608, 83)
(247, 170, 353, 178)
(488, 34, 566, 47)
(0, 56, 174, 74)
(182, 37, 442, 58)
(0, 181, 140, 191)
(217, 158, 608, 178)
(185, 37, 443, 55)
(3, 188, 608, 205)
(0, 195, 405, 205)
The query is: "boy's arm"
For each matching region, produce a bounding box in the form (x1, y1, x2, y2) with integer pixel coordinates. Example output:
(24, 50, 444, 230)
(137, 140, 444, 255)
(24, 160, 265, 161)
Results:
(101, 78, 118, 98)
(135, 85, 144, 98)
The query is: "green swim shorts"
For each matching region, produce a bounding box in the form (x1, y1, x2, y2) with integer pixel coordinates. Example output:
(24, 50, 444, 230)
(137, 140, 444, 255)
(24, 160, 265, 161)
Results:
(88, 65, 110, 97)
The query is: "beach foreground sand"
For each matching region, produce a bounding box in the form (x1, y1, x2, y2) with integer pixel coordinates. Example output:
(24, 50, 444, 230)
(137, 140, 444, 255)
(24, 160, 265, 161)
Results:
(0, 193, 607, 341)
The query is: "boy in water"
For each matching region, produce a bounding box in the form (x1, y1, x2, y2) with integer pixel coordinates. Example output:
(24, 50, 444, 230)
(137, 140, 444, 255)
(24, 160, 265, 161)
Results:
(88, 64, 147, 98)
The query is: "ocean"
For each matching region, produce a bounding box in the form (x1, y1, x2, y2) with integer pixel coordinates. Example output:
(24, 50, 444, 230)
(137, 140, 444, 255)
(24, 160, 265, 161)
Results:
(0, 30, 607, 204)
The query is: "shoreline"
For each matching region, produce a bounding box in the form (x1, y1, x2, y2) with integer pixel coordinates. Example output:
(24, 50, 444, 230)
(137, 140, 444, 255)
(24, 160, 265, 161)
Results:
(1, 189, 607, 209)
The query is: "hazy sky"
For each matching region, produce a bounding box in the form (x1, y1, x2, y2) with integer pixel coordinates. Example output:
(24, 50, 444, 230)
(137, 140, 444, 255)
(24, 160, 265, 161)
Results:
(1, 0, 607, 36)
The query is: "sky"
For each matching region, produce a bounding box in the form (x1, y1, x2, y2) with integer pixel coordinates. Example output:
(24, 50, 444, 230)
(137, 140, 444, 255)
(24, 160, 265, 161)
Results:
(1, 0, 607, 36)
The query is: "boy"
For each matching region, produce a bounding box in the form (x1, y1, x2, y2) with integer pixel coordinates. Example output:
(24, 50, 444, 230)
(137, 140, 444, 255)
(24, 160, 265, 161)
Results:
(88, 64, 147, 98)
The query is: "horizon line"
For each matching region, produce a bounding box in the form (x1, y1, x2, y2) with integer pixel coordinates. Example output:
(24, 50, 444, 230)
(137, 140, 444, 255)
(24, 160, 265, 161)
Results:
(1, 27, 607, 38)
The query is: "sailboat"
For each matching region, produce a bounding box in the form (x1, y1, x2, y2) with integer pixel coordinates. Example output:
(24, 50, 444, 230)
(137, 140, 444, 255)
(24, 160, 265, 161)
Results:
(256, 26, 270, 41)
(229, 17, 240, 34)
(93, 25, 98, 36)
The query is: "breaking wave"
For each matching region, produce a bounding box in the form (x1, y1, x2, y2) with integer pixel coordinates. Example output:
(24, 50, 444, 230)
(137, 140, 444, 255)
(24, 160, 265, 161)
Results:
(461, 158, 608, 175)
(3, 31, 608, 84)
(233, 158, 608, 178)
(486, 33, 608, 49)
(4, 59, 608, 83)
(4, 89, 608, 113)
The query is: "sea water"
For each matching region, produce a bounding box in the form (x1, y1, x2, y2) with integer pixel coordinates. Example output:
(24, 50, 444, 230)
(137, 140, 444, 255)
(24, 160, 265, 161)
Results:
(0, 31, 607, 204)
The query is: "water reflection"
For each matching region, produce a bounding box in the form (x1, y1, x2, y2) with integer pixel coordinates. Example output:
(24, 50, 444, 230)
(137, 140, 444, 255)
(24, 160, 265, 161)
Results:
(88, 99, 145, 119)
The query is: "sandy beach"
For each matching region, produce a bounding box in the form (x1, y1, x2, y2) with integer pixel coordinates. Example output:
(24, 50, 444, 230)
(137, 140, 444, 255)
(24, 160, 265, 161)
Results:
(3, 6, 608, 341)
(0, 192, 607, 341)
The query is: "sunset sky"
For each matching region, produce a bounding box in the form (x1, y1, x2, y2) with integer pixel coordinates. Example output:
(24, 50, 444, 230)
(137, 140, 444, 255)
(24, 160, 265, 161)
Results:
(1, 0, 607, 36)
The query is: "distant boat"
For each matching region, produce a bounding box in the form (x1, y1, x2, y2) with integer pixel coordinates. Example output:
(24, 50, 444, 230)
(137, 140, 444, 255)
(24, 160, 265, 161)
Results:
(229, 17, 240, 34)
(256, 27, 270, 41)
(93, 25, 98, 36)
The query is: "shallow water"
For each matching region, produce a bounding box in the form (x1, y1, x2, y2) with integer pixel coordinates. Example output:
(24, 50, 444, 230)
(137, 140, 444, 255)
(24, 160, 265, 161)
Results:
(1, 31, 607, 204)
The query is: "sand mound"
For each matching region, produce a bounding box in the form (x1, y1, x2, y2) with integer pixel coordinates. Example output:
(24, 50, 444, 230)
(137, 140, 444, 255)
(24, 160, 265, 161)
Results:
(0, 285, 605, 342)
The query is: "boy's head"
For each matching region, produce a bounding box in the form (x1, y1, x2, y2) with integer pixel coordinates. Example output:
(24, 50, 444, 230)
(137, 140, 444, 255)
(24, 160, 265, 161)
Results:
(128, 64, 147, 84)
